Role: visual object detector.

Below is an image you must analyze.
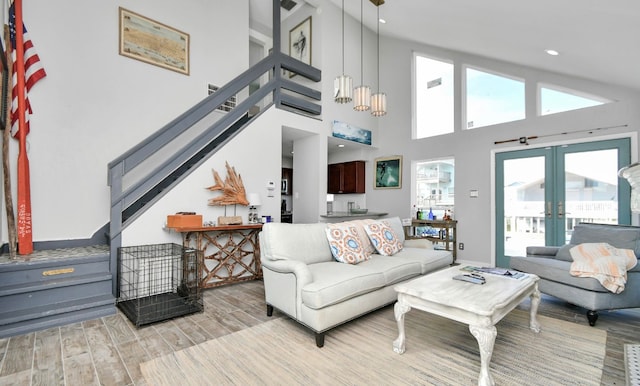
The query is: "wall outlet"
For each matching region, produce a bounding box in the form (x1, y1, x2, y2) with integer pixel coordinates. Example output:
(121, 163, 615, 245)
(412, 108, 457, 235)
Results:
(459, 242, 464, 250)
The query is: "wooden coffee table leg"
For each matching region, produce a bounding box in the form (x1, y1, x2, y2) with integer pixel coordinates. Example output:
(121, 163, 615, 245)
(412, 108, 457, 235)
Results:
(393, 300, 411, 354)
(469, 324, 497, 386)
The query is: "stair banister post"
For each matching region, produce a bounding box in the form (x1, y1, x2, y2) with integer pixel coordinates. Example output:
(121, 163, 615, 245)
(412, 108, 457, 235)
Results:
(273, 0, 282, 106)
(108, 161, 124, 296)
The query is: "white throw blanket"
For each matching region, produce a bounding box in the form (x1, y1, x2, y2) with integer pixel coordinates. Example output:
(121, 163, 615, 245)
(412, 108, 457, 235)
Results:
(569, 243, 638, 294)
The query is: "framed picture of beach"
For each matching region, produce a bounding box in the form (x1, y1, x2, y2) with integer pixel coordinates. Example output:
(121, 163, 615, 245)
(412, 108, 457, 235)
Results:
(375, 156, 403, 189)
(119, 7, 190, 75)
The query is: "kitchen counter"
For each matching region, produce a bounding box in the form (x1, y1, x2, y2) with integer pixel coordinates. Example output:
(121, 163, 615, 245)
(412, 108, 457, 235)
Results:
(320, 211, 388, 221)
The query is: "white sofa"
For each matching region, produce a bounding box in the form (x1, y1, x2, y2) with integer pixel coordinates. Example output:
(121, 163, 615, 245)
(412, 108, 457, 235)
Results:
(259, 216, 453, 347)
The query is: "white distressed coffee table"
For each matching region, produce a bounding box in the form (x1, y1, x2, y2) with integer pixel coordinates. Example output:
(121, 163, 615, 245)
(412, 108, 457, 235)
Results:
(393, 266, 540, 386)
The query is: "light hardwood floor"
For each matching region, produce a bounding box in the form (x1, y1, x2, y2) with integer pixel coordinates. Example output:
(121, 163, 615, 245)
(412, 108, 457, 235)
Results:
(0, 279, 638, 385)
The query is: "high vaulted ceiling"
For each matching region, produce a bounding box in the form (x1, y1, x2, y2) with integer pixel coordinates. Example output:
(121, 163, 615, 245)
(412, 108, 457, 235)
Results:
(251, 0, 640, 91)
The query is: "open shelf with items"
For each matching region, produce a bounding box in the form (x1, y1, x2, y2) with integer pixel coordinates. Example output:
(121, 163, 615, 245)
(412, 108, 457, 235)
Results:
(403, 219, 457, 262)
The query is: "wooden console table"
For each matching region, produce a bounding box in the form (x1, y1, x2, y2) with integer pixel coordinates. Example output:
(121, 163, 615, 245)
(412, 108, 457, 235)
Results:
(403, 219, 457, 262)
(170, 224, 263, 288)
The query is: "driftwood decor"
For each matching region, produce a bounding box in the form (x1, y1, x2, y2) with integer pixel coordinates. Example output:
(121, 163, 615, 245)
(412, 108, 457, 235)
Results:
(206, 162, 248, 225)
(206, 162, 249, 206)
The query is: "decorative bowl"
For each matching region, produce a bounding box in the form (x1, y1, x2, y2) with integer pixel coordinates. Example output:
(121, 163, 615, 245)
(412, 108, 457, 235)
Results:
(350, 208, 368, 214)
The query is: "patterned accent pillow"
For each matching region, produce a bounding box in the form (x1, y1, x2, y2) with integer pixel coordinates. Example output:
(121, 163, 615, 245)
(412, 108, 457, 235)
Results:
(342, 219, 377, 255)
(364, 220, 404, 256)
(325, 223, 371, 264)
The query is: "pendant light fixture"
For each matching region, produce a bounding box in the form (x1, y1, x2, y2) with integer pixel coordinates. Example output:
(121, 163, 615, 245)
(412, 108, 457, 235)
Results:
(353, 0, 370, 111)
(334, 0, 352, 103)
(371, 1, 387, 116)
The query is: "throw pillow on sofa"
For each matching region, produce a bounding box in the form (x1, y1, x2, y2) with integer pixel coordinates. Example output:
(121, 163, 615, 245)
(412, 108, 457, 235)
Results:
(325, 223, 371, 264)
(364, 220, 404, 256)
(341, 219, 377, 255)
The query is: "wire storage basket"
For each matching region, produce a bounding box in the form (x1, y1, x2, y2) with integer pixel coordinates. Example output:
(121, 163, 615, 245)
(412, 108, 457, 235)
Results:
(117, 243, 203, 327)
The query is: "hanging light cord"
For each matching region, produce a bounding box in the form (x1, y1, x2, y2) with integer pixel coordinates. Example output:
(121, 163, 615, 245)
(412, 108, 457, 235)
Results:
(341, 0, 345, 74)
(376, 5, 380, 93)
(360, 0, 364, 85)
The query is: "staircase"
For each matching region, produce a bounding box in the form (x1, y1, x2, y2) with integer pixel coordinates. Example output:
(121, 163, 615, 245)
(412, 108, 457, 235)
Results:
(0, 246, 115, 337)
(108, 0, 321, 295)
(0, 0, 321, 338)
(121, 113, 251, 223)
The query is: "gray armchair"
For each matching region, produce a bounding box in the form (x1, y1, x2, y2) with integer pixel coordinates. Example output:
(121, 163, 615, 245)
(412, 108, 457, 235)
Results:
(509, 223, 640, 326)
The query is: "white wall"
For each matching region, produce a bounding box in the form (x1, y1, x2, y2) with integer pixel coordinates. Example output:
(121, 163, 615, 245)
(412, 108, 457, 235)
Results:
(292, 134, 323, 223)
(316, 2, 379, 137)
(280, 1, 381, 220)
(122, 103, 331, 246)
(122, 108, 285, 246)
(365, 34, 640, 266)
(0, 0, 249, 243)
(273, 1, 381, 222)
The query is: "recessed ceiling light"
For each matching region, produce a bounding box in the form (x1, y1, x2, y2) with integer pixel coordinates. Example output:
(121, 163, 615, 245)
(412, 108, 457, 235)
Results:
(545, 49, 559, 56)
(379, 18, 386, 24)
(337, 144, 345, 148)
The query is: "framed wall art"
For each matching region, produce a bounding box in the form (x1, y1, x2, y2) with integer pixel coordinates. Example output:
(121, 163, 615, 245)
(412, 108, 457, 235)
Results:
(119, 7, 190, 75)
(375, 156, 403, 189)
(289, 16, 311, 77)
(332, 120, 372, 146)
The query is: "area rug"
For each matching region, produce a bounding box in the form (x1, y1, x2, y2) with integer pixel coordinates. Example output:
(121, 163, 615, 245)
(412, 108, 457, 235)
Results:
(625, 344, 640, 386)
(140, 307, 606, 385)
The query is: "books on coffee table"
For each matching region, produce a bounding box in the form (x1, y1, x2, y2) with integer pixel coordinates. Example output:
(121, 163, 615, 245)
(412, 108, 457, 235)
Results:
(461, 266, 527, 279)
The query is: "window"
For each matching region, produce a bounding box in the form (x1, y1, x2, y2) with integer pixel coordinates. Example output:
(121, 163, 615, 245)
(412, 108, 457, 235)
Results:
(413, 54, 612, 138)
(208, 84, 237, 112)
(466, 67, 525, 129)
(413, 54, 453, 139)
(539, 84, 608, 116)
(415, 158, 455, 214)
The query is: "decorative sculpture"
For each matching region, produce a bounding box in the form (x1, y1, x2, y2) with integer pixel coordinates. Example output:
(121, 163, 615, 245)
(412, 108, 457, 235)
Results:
(206, 162, 249, 206)
(206, 162, 248, 225)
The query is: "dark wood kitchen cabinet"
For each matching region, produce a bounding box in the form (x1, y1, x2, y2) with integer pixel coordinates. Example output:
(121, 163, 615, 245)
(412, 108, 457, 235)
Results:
(328, 161, 365, 194)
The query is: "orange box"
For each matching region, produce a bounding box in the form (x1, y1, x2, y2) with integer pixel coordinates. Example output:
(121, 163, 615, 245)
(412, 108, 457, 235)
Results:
(167, 214, 202, 228)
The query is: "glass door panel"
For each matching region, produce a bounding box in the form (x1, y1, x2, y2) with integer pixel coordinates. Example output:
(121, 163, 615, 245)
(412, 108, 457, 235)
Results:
(562, 148, 620, 243)
(502, 156, 547, 257)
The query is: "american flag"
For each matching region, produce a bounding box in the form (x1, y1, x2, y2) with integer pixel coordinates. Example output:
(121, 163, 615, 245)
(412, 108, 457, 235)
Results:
(8, 0, 46, 138)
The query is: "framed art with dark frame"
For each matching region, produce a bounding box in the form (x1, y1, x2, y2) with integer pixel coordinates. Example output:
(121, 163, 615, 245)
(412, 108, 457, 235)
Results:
(375, 156, 403, 189)
(119, 7, 190, 75)
(289, 16, 311, 78)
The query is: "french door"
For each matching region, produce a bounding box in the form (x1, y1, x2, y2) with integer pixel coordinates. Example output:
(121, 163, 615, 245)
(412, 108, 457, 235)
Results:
(495, 138, 631, 267)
